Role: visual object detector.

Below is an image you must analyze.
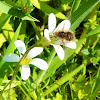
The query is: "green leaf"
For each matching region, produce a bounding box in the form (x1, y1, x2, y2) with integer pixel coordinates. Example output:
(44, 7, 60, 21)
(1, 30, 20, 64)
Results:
(41, 25, 99, 96)
(92, 57, 100, 65)
(72, 75, 92, 99)
(0, 80, 20, 90)
(0, 1, 39, 21)
(70, 0, 100, 31)
(18, 21, 26, 41)
(0, 19, 14, 48)
(24, 0, 34, 15)
(81, 49, 92, 55)
(84, 25, 100, 38)
(71, 0, 81, 14)
(42, 25, 100, 81)
(42, 64, 84, 96)
(0, 22, 22, 85)
(0, 13, 11, 30)
(89, 66, 100, 100)
(41, 0, 100, 82)
(30, 0, 66, 19)
(53, 93, 62, 100)
(2, 89, 17, 99)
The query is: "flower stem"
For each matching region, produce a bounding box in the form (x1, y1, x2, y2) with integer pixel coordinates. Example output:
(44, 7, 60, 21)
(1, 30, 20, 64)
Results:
(9, 66, 35, 100)
(0, 43, 38, 99)
(35, 48, 56, 85)
(31, 21, 41, 40)
(0, 36, 51, 98)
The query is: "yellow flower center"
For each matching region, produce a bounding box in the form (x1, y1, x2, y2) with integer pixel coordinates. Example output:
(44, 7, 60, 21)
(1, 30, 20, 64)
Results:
(20, 56, 32, 65)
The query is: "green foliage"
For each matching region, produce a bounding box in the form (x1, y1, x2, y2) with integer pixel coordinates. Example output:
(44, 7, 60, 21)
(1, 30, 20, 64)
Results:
(0, 15, 14, 48)
(0, 1, 38, 21)
(30, 0, 66, 19)
(0, 0, 100, 99)
(72, 75, 93, 99)
(53, 93, 62, 100)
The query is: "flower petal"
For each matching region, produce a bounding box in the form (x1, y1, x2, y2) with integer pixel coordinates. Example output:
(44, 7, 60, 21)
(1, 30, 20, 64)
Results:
(63, 20, 71, 30)
(21, 65, 30, 80)
(64, 42, 77, 49)
(14, 40, 26, 54)
(44, 29, 51, 41)
(3, 53, 19, 62)
(27, 47, 43, 58)
(30, 58, 48, 70)
(55, 20, 71, 32)
(52, 44, 64, 60)
(48, 13, 56, 32)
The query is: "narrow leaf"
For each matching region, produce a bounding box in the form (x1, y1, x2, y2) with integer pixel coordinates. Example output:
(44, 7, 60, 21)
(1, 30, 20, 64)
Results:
(89, 66, 100, 100)
(42, 64, 84, 96)
(0, 20, 14, 48)
(0, 22, 22, 85)
(42, 25, 100, 81)
(70, 0, 100, 31)
(71, 0, 81, 14)
(0, 13, 11, 30)
(30, 0, 66, 19)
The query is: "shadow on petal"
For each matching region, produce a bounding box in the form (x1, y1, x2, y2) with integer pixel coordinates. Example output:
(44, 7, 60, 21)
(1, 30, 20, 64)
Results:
(65, 42, 77, 49)
(52, 44, 65, 60)
(44, 29, 51, 41)
(3, 53, 19, 62)
(14, 40, 26, 54)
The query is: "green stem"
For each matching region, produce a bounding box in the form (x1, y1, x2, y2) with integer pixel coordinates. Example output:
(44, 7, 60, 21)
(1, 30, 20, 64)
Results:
(0, 43, 38, 99)
(42, 64, 84, 97)
(82, 59, 87, 75)
(31, 21, 41, 40)
(20, 0, 26, 14)
(18, 84, 32, 100)
(69, 81, 73, 99)
(8, 82, 11, 100)
(0, 35, 51, 99)
(35, 48, 56, 85)
(91, 37, 99, 50)
(9, 67, 36, 100)
(89, 65, 100, 100)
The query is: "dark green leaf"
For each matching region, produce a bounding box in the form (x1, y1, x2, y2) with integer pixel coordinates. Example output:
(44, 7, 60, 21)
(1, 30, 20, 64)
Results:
(70, 0, 100, 31)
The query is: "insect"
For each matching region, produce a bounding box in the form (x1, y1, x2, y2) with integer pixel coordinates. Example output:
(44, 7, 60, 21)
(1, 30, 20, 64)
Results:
(54, 30, 75, 42)
(53, 20, 75, 43)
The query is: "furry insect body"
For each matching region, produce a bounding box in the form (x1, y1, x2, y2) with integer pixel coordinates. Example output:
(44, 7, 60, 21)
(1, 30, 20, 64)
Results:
(54, 30, 75, 42)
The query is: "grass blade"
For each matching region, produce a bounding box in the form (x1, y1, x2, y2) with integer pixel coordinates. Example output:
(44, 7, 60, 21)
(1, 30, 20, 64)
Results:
(42, 64, 84, 96)
(0, 13, 11, 30)
(70, 0, 100, 31)
(71, 0, 81, 14)
(89, 66, 100, 100)
(0, 22, 22, 85)
(42, 25, 100, 81)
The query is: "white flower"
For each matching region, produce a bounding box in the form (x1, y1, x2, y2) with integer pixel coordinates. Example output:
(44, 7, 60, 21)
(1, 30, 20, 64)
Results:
(44, 13, 77, 60)
(3, 40, 48, 80)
